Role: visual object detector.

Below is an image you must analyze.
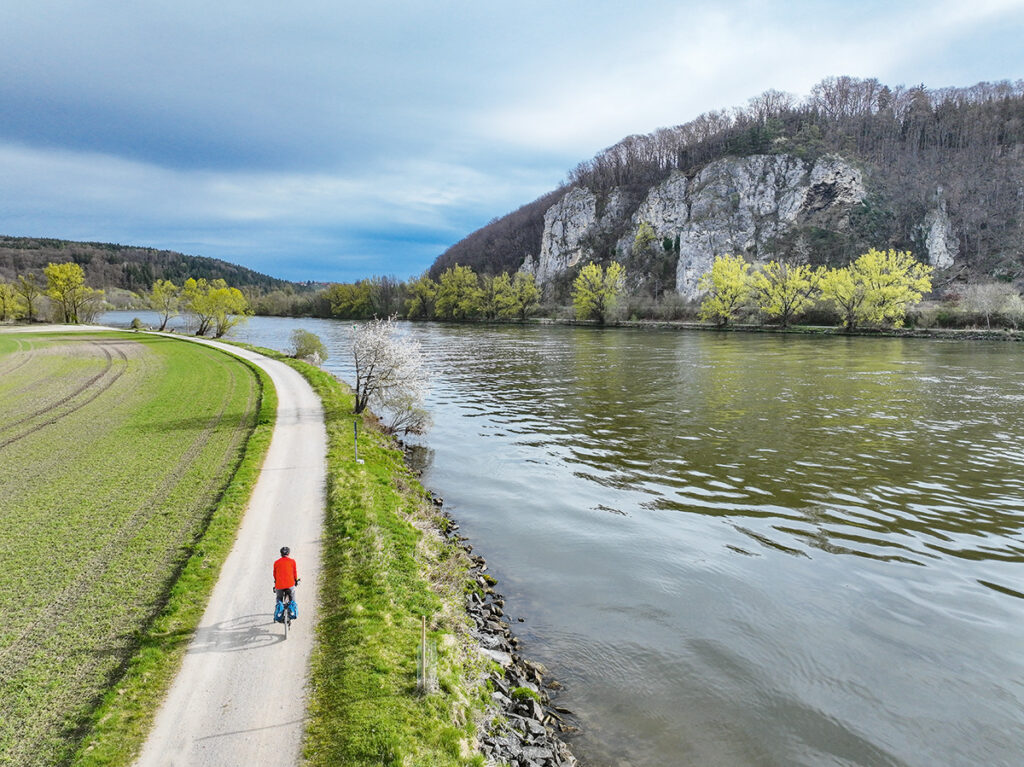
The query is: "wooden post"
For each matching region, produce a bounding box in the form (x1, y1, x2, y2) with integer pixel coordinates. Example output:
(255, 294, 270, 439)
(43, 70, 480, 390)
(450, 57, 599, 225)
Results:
(418, 615, 428, 693)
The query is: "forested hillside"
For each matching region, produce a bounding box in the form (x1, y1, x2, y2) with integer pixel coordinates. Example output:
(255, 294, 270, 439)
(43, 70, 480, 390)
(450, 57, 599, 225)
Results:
(0, 236, 297, 292)
(429, 189, 564, 279)
(433, 77, 1024, 287)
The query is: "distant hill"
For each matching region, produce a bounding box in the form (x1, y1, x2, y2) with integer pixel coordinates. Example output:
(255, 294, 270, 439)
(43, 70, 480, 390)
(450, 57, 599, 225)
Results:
(0, 236, 298, 293)
(431, 77, 1024, 299)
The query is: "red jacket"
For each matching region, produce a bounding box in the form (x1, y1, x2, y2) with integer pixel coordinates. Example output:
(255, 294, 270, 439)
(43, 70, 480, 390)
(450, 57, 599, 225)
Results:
(273, 556, 298, 589)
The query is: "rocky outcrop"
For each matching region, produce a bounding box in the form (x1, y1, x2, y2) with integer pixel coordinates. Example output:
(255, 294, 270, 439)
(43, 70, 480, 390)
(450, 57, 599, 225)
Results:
(522, 187, 595, 284)
(923, 194, 959, 269)
(670, 154, 866, 297)
(523, 188, 630, 284)
(528, 153, 880, 299)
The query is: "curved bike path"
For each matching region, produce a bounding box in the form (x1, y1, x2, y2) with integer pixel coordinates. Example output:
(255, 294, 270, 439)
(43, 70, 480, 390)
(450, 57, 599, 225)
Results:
(134, 337, 327, 767)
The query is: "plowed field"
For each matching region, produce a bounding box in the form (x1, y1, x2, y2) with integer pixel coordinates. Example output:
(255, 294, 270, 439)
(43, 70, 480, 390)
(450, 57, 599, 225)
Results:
(0, 331, 261, 767)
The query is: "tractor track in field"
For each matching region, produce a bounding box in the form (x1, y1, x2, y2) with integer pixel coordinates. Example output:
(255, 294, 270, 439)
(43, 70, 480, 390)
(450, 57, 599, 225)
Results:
(0, 339, 114, 426)
(0, 341, 127, 450)
(0, 337, 36, 378)
(0, 353, 250, 687)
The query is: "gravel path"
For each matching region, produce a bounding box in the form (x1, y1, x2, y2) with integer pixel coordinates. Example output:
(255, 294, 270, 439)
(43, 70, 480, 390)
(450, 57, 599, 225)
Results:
(134, 337, 327, 767)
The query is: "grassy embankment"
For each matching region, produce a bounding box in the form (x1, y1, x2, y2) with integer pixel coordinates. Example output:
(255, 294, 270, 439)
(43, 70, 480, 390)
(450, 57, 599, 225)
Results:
(233, 344, 488, 766)
(0, 331, 274, 767)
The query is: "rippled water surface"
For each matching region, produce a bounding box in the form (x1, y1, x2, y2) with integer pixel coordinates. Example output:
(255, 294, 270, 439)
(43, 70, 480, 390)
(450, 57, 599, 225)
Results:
(110, 313, 1024, 766)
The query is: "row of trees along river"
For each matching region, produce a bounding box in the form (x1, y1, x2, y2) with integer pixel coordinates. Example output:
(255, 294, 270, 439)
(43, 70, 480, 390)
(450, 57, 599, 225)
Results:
(11, 248, 1024, 332)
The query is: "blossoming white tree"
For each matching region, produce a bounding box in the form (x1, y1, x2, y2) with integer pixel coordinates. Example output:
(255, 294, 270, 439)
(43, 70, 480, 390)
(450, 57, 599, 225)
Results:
(351, 316, 431, 434)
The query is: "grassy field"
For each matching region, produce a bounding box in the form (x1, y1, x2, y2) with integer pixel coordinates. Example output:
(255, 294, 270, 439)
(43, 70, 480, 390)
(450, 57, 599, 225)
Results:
(0, 331, 265, 767)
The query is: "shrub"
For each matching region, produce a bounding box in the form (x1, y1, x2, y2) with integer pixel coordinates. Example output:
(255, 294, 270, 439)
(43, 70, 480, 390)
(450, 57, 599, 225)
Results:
(290, 329, 328, 364)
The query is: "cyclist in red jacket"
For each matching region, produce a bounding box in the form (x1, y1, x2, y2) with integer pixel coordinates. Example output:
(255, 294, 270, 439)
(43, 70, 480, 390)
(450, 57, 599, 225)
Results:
(273, 546, 300, 622)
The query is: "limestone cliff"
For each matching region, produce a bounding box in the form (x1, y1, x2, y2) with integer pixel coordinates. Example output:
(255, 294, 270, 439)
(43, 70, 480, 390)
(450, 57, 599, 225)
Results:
(522, 188, 630, 284)
(524, 153, 961, 298)
(922, 194, 959, 270)
(528, 154, 888, 298)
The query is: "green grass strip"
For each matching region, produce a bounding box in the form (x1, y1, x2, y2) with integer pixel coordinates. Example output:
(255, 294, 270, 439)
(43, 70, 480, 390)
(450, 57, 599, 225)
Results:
(72, 345, 278, 767)
(231, 344, 488, 767)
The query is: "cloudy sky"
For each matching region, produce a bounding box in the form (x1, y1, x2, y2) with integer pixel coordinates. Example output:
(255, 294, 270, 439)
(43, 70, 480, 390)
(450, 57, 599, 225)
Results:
(2, 1, 1023, 282)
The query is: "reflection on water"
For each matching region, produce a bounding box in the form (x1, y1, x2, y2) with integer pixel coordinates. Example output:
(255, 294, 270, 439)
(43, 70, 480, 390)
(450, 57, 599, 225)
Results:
(104, 313, 1024, 766)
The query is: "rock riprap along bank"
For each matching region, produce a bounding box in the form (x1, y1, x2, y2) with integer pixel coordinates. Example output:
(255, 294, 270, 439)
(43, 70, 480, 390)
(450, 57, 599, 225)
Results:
(426, 490, 580, 767)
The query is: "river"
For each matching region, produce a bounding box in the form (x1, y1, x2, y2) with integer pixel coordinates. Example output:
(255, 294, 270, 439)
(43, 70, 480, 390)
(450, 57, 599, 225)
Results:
(105, 312, 1024, 766)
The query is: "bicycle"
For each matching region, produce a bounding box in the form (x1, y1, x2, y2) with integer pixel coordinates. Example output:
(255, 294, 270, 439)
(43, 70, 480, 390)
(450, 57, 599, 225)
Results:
(273, 580, 300, 639)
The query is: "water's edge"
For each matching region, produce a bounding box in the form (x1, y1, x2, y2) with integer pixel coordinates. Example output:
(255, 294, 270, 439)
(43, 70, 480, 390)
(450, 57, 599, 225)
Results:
(416, 479, 583, 766)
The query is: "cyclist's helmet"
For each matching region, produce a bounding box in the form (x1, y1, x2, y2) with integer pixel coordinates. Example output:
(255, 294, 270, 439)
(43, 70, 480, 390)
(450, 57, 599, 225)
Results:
(280, 546, 290, 556)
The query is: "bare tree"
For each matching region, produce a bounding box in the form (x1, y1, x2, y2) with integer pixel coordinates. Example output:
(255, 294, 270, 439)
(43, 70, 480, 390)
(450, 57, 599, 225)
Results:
(962, 282, 1021, 328)
(748, 89, 795, 122)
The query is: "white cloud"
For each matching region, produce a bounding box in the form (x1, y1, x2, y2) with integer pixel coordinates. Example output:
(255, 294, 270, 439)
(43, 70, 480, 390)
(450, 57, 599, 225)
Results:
(472, 0, 1024, 157)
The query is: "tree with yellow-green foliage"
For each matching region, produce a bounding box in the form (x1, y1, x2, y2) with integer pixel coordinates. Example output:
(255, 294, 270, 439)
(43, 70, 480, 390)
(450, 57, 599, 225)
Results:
(752, 261, 822, 327)
(182, 277, 251, 337)
(15, 274, 42, 321)
(572, 262, 626, 324)
(489, 273, 513, 320)
(405, 273, 438, 320)
(0, 282, 24, 321)
(148, 279, 181, 330)
(479, 274, 501, 320)
(44, 262, 105, 324)
(208, 281, 252, 337)
(496, 272, 540, 321)
(182, 278, 215, 335)
(325, 281, 372, 319)
(435, 264, 482, 320)
(698, 254, 752, 326)
(633, 221, 657, 253)
(820, 248, 932, 329)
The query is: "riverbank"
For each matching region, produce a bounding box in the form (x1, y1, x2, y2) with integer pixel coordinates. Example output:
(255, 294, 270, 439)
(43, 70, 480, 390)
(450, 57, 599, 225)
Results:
(418, 486, 581, 766)
(71, 309, 1024, 343)
(533, 316, 1024, 341)
(235, 345, 579, 766)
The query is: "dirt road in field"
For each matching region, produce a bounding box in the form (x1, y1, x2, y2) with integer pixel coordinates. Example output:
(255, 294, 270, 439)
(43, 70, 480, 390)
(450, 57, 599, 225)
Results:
(134, 337, 327, 767)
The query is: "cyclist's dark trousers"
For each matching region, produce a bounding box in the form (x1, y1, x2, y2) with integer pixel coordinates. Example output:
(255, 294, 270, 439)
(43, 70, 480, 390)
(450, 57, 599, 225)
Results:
(275, 588, 297, 619)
